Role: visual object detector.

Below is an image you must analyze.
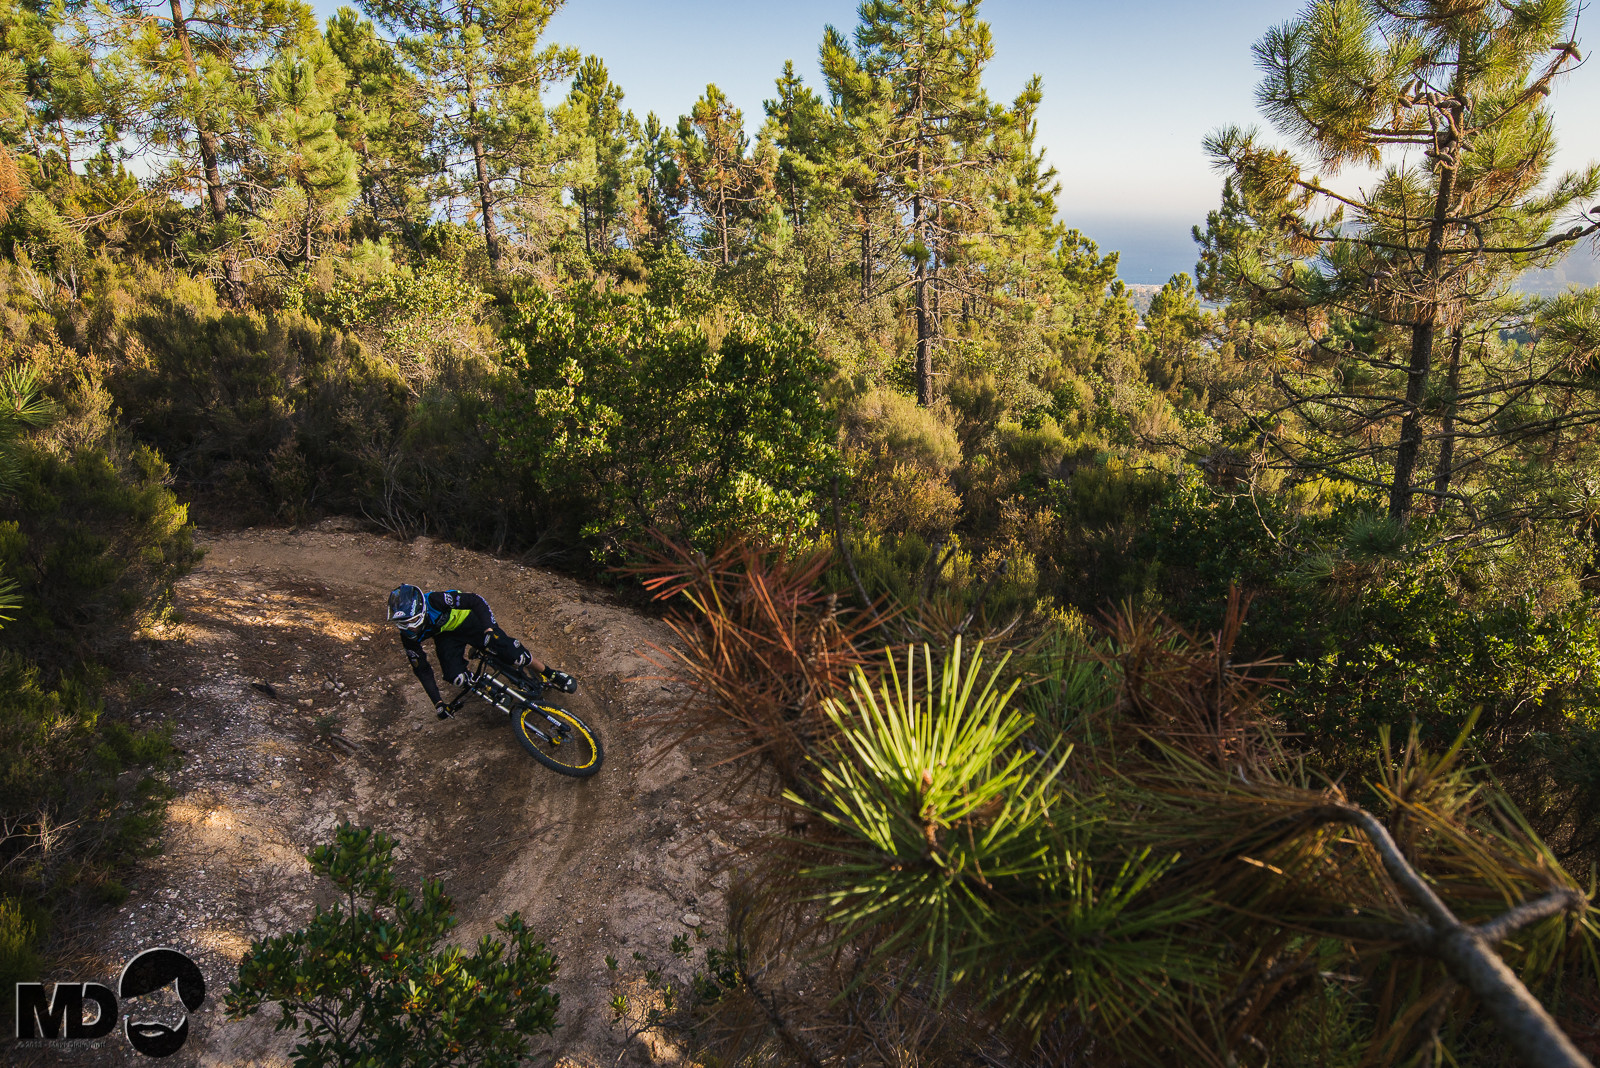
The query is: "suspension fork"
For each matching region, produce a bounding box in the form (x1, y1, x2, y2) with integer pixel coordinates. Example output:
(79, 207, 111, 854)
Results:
(469, 666, 568, 742)
(471, 669, 525, 718)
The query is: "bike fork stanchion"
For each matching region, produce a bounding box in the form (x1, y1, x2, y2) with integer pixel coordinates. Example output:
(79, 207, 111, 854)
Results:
(475, 672, 533, 717)
(470, 680, 522, 719)
(470, 671, 559, 743)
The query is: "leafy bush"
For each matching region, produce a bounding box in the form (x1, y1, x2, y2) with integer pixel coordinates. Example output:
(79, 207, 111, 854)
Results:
(1139, 479, 1600, 873)
(839, 387, 963, 541)
(839, 387, 961, 473)
(226, 824, 559, 1068)
(0, 442, 198, 665)
(0, 371, 187, 1027)
(0, 654, 173, 904)
(496, 286, 840, 560)
(298, 257, 494, 386)
(0, 442, 185, 1028)
(1287, 573, 1600, 759)
(363, 374, 526, 546)
(108, 288, 409, 523)
(0, 896, 41, 1015)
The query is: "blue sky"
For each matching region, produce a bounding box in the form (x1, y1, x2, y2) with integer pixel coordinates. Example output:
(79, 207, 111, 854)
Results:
(320, 0, 1600, 284)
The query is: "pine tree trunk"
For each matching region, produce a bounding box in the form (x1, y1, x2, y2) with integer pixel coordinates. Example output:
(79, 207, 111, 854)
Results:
(911, 75, 934, 407)
(301, 192, 315, 266)
(470, 130, 501, 270)
(718, 184, 730, 267)
(860, 216, 870, 300)
(170, 0, 244, 306)
(914, 193, 933, 406)
(56, 118, 73, 180)
(1431, 326, 1465, 501)
(931, 202, 942, 345)
(1388, 156, 1458, 523)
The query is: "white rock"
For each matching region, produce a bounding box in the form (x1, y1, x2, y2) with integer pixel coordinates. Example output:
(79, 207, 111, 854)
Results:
(681, 913, 702, 927)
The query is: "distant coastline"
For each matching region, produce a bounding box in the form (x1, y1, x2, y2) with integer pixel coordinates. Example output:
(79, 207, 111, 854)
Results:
(1101, 221, 1600, 307)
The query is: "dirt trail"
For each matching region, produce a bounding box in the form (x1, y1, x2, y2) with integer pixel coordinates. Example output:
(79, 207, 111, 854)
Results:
(34, 522, 737, 1067)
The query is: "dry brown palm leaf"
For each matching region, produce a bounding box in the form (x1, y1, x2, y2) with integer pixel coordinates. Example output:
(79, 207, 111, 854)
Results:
(1088, 586, 1285, 776)
(624, 535, 887, 801)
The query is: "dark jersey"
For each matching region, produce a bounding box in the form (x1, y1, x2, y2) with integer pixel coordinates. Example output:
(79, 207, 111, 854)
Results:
(400, 590, 500, 704)
(399, 591, 533, 705)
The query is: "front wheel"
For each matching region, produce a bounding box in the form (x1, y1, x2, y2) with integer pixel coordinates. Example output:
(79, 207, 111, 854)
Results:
(515, 701, 603, 777)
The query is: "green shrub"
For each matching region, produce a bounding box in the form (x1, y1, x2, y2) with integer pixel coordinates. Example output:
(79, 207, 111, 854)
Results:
(0, 442, 197, 664)
(0, 367, 181, 1024)
(226, 824, 559, 1068)
(299, 258, 494, 384)
(496, 286, 840, 560)
(108, 291, 409, 523)
(0, 647, 174, 1039)
(1139, 479, 1600, 866)
(0, 895, 41, 1029)
(0, 654, 173, 893)
(368, 375, 526, 546)
(838, 388, 964, 542)
(1287, 576, 1600, 754)
(4, 262, 539, 548)
(840, 387, 961, 473)
(995, 416, 1070, 478)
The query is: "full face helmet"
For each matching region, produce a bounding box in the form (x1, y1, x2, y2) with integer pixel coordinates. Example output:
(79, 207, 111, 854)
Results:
(387, 584, 426, 637)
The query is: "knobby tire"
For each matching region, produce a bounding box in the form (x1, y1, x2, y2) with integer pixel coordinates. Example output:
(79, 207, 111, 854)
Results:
(514, 702, 603, 777)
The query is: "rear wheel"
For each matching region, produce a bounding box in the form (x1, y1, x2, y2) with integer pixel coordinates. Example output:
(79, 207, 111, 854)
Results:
(515, 702, 603, 777)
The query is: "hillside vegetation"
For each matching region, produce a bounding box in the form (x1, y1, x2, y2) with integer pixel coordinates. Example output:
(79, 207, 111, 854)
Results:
(5, 0, 1600, 1064)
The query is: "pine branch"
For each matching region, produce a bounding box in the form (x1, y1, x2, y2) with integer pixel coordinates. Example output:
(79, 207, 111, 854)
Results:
(1309, 802, 1593, 1068)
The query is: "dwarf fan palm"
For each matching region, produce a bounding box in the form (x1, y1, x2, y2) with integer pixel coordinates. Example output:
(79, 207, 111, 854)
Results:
(789, 638, 1212, 1038)
(0, 368, 54, 625)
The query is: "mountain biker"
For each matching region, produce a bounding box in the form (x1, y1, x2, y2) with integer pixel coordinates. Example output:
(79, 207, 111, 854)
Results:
(387, 584, 575, 720)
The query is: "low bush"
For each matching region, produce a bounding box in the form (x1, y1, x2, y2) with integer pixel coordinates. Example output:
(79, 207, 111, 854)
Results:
(226, 823, 560, 1068)
(0, 371, 188, 1031)
(0, 443, 197, 664)
(496, 286, 840, 561)
(0, 653, 173, 908)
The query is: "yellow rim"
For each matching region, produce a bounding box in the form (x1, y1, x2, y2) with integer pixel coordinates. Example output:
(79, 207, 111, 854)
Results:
(519, 706, 599, 770)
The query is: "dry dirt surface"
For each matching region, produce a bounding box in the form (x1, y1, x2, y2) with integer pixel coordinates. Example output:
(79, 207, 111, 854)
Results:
(25, 522, 743, 1068)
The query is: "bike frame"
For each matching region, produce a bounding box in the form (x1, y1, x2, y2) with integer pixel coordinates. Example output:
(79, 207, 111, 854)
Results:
(449, 650, 570, 745)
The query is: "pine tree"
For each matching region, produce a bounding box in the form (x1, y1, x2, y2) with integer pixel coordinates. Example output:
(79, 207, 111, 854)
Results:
(360, 0, 577, 271)
(825, 0, 1010, 405)
(1204, 0, 1600, 527)
(2, 0, 101, 195)
(634, 111, 683, 246)
(676, 84, 775, 268)
(254, 39, 359, 266)
(0, 0, 106, 280)
(565, 55, 637, 257)
(763, 60, 839, 230)
(325, 7, 432, 252)
(819, 23, 893, 305)
(968, 75, 1060, 322)
(96, 0, 316, 303)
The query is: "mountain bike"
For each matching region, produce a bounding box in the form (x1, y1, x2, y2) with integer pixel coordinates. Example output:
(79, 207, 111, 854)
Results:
(444, 648, 604, 777)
